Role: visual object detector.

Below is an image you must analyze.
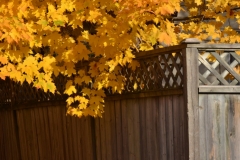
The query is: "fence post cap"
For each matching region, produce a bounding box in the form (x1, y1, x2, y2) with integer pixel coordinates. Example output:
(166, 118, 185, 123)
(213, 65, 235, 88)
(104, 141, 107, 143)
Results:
(181, 38, 201, 44)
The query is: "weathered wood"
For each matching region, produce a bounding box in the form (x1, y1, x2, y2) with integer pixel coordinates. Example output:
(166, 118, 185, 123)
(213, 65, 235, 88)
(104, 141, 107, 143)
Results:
(199, 86, 240, 93)
(173, 95, 180, 159)
(134, 44, 186, 59)
(114, 100, 123, 160)
(211, 52, 240, 82)
(198, 94, 240, 160)
(158, 96, 167, 160)
(94, 117, 101, 160)
(230, 51, 240, 63)
(121, 99, 129, 160)
(199, 54, 229, 85)
(182, 47, 199, 160)
(105, 89, 183, 101)
(132, 98, 141, 160)
(166, 96, 174, 160)
(198, 94, 207, 160)
(139, 97, 147, 160)
(187, 43, 240, 49)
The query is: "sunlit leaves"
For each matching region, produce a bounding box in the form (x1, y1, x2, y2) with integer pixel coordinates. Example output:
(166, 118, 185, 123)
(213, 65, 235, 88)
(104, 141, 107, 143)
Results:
(0, 0, 240, 117)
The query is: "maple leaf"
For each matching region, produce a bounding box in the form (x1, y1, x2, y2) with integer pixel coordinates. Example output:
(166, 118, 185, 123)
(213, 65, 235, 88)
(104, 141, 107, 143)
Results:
(0, 0, 239, 118)
(64, 80, 77, 95)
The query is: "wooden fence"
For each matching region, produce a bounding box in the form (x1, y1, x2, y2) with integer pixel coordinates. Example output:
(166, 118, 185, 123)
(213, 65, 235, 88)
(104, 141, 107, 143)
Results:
(0, 94, 187, 160)
(0, 39, 240, 160)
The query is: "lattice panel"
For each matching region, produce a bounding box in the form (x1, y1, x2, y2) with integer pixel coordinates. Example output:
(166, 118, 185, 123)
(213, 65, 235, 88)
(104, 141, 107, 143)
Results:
(8, 75, 68, 106)
(198, 51, 240, 85)
(113, 51, 184, 94)
(0, 51, 184, 107)
(0, 78, 12, 107)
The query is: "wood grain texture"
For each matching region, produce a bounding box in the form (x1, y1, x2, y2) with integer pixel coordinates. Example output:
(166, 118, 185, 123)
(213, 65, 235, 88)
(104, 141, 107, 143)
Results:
(0, 95, 188, 160)
(198, 94, 240, 160)
(183, 47, 199, 160)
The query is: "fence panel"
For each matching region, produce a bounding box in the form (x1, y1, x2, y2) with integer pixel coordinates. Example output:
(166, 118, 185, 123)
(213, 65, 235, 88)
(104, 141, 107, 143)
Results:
(199, 94, 240, 160)
(95, 95, 188, 160)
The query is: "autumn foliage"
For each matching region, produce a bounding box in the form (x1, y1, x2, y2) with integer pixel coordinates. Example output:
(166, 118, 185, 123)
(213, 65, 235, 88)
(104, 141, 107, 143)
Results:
(0, 0, 240, 117)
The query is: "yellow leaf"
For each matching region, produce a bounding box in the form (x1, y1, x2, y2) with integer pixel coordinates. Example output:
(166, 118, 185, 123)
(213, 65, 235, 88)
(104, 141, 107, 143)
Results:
(64, 80, 77, 95)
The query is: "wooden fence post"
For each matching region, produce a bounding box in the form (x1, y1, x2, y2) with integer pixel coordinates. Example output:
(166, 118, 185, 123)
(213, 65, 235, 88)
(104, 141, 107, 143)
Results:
(182, 38, 200, 160)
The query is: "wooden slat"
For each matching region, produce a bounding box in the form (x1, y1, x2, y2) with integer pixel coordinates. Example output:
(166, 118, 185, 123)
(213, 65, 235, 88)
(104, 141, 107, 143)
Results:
(127, 99, 135, 160)
(151, 97, 159, 160)
(34, 107, 46, 159)
(180, 95, 187, 160)
(99, 107, 107, 160)
(77, 116, 83, 160)
(5, 111, 13, 160)
(199, 73, 211, 85)
(132, 98, 141, 160)
(47, 106, 57, 160)
(199, 86, 240, 93)
(166, 96, 174, 160)
(54, 106, 65, 160)
(109, 101, 117, 160)
(230, 52, 240, 63)
(187, 43, 240, 49)
(211, 52, 240, 82)
(231, 95, 240, 159)
(114, 100, 123, 160)
(104, 101, 113, 160)
(198, 94, 208, 160)
(139, 98, 147, 160)
(30, 109, 40, 160)
(61, 107, 70, 160)
(211, 60, 239, 85)
(66, 115, 74, 160)
(121, 99, 129, 160)
(17, 110, 29, 160)
(199, 54, 229, 85)
(183, 47, 199, 160)
(158, 96, 167, 160)
(94, 117, 101, 160)
(173, 95, 180, 159)
(201, 53, 228, 78)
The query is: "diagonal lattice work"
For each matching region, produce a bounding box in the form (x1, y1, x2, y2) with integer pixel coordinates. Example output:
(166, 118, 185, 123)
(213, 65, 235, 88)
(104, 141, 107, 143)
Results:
(113, 51, 184, 94)
(198, 51, 240, 85)
(0, 50, 184, 107)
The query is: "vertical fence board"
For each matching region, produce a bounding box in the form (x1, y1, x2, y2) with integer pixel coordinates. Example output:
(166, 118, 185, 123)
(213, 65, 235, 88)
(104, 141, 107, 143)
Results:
(127, 99, 135, 160)
(99, 109, 107, 160)
(17, 110, 28, 160)
(61, 107, 70, 160)
(232, 95, 240, 159)
(94, 117, 101, 160)
(173, 95, 180, 159)
(159, 96, 167, 160)
(76, 116, 83, 160)
(198, 94, 207, 160)
(179, 95, 187, 160)
(132, 98, 141, 160)
(5, 111, 13, 160)
(66, 115, 74, 160)
(104, 101, 113, 160)
(30, 109, 40, 160)
(121, 99, 129, 160)
(47, 106, 57, 160)
(54, 106, 65, 160)
(139, 98, 147, 160)
(146, 98, 153, 160)
(166, 96, 174, 160)
(110, 101, 117, 160)
(114, 100, 123, 160)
